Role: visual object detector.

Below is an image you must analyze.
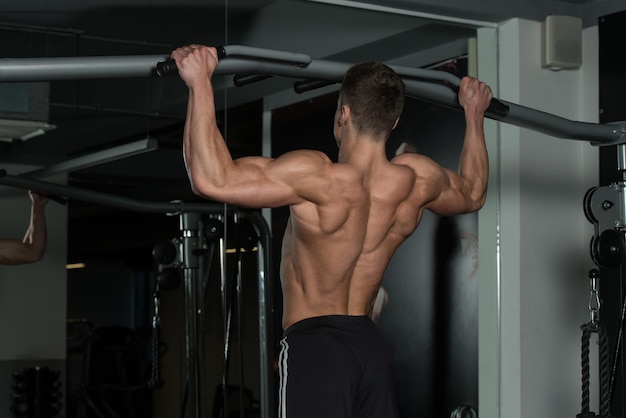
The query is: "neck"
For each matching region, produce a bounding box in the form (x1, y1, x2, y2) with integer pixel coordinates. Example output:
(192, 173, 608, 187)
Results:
(338, 132, 388, 167)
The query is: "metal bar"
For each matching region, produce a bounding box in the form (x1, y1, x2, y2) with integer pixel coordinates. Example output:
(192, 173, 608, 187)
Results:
(401, 78, 625, 144)
(618, 144, 626, 172)
(22, 138, 159, 179)
(390, 63, 464, 86)
(218, 57, 349, 82)
(0, 55, 170, 80)
(498, 104, 624, 145)
(222, 45, 312, 67)
(180, 212, 203, 418)
(243, 210, 275, 418)
(0, 45, 624, 144)
(0, 171, 220, 214)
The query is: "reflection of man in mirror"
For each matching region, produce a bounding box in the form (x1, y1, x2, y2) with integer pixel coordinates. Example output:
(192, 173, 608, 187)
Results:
(0, 191, 48, 265)
(371, 286, 388, 323)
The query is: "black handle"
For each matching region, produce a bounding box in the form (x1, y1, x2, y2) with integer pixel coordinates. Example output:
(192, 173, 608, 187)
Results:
(29, 190, 67, 205)
(155, 45, 226, 77)
(43, 194, 68, 205)
(233, 73, 273, 87)
(487, 98, 509, 117)
(294, 79, 336, 94)
(155, 60, 178, 77)
(0, 171, 66, 204)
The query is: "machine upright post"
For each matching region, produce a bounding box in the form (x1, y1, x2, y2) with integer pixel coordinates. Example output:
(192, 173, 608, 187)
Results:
(244, 211, 276, 418)
(618, 144, 626, 178)
(180, 212, 206, 418)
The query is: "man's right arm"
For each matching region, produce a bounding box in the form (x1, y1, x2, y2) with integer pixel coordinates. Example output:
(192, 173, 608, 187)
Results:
(172, 45, 235, 199)
(172, 45, 336, 209)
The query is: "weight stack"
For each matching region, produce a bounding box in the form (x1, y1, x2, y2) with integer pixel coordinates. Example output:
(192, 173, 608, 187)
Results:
(10, 367, 62, 418)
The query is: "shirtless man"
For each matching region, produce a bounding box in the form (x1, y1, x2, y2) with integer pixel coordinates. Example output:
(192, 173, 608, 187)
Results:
(172, 44, 493, 418)
(0, 190, 48, 265)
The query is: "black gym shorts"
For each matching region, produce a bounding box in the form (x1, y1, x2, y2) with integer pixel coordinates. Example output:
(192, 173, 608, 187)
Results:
(278, 315, 398, 418)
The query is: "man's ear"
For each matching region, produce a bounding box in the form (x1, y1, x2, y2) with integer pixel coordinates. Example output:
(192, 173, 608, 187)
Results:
(341, 105, 350, 125)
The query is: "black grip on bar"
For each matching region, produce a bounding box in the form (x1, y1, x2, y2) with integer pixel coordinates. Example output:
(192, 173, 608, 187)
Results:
(0, 170, 67, 204)
(155, 60, 177, 77)
(294, 79, 336, 94)
(46, 194, 69, 205)
(216, 46, 226, 60)
(32, 191, 68, 205)
(155, 46, 226, 77)
(233, 73, 273, 87)
(487, 98, 509, 117)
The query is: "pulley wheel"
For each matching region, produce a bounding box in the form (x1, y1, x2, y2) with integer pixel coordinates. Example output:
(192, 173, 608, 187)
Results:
(593, 229, 625, 268)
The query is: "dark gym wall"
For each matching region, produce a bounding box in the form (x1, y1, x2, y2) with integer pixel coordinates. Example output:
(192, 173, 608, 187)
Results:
(380, 95, 478, 418)
(598, 9, 626, 418)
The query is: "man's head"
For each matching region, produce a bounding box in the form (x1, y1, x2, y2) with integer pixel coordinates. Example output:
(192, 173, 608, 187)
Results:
(337, 62, 405, 139)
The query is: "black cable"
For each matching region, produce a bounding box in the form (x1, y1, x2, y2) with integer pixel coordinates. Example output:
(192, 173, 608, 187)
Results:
(580, 321, 612, 416)
(180, 378, 188, 418)
(599, 323, 611, 416)
(222, 254, 240, 418)
(201, 242, 216, 303)
(83, 393, 108, 418)
(150, 280, 164, 390)
(608, 284, 626, 409)
(98, 389, 120, 418)
(578, 267, 616, 418)
(581, 323, 593, 414)
(150, 318, 163, 389)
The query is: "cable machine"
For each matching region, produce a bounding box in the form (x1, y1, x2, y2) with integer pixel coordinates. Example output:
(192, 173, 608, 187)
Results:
(0, 172, 275, 418)
(2, 44, 626, 418)
(580, 148, 626, 418)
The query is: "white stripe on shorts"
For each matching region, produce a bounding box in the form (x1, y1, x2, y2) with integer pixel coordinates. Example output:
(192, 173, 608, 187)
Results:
(279, 337, 289, 418)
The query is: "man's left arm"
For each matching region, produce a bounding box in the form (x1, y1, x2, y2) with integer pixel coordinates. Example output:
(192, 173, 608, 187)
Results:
(424, 76, 492, 216)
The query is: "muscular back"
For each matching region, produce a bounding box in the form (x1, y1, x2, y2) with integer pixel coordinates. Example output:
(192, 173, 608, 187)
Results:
(175, 48, 491, 330)
(280, 156, 427, 329)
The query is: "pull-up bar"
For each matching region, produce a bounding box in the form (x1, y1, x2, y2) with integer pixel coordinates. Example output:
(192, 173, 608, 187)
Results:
(0, 44, 623, 145)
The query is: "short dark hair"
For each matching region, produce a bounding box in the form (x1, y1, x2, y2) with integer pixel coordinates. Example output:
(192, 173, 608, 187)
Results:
(340, 62, 405, 138)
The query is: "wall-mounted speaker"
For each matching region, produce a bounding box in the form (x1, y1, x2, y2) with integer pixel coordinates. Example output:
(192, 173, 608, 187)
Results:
(541, 15, 582, 70)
